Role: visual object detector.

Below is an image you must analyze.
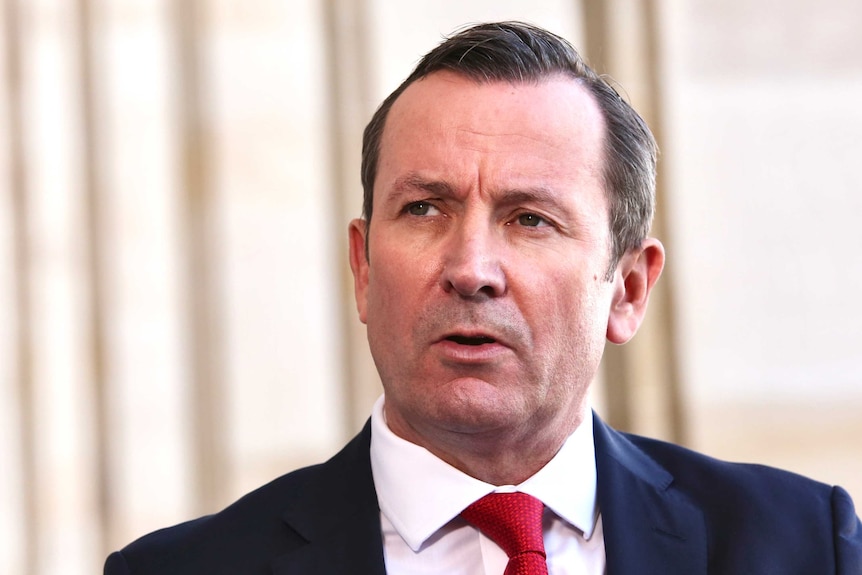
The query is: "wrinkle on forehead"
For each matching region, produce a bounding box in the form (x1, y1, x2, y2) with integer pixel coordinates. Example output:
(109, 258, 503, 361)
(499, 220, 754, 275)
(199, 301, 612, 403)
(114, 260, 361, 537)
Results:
(379, 72, 608, 209)
(449, 126, 603, 188)
(453, 127, 570, 153)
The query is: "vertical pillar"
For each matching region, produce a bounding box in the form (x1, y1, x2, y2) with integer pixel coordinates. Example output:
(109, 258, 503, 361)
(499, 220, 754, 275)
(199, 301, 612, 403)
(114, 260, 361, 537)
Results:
(173, 0, 229, 512)
(641, 0, 686, 443)
(581, 0, 686, 442)
(321, 0, 381, 433)
(75, 0, 113, 554)
(4, 2, 38, 572)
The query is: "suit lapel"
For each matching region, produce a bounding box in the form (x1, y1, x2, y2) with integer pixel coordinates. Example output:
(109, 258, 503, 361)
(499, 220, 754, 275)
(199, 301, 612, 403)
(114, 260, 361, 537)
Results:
(268, 414, 709, 574)
(593, 413, 707, 575)
(271, 421, 387, 575)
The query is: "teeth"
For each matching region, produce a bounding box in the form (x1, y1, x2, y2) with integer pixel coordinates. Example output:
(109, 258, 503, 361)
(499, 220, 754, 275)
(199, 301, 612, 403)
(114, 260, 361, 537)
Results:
(448, 335, 495, 346)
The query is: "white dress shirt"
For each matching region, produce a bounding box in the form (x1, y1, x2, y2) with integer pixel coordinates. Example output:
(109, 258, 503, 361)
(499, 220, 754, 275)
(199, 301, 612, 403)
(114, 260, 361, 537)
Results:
(370, 395, 606, 574)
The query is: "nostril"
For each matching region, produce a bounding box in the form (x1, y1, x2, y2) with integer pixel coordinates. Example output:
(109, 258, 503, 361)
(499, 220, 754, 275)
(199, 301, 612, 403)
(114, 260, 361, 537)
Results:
(442, 272, 505, 299)
(440, 236, 506, 298)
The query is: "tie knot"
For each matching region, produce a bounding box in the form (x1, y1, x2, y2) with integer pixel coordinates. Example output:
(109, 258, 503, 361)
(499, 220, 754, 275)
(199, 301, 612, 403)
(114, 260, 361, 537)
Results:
(461, 492, 546, 560)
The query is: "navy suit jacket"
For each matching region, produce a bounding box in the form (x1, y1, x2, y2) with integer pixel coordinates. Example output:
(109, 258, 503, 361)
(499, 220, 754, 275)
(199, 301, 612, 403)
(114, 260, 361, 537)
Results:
(105, 413, 862, 574)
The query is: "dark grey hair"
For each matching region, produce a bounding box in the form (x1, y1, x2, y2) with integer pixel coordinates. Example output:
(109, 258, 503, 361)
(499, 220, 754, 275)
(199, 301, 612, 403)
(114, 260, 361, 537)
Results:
(360, 21, 657, 277)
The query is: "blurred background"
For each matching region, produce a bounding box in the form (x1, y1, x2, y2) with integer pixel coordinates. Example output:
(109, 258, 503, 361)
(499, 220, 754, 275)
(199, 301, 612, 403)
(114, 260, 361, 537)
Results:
(1, 0, 860, 573)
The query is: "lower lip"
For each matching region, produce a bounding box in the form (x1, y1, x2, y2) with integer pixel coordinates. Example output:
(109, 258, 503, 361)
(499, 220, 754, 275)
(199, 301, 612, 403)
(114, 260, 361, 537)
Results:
(433, 339, 511, 363)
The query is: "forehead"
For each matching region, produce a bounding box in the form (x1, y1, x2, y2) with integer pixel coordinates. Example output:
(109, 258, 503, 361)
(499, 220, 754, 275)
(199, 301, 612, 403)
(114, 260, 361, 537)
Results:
(377, 71, 606, 197)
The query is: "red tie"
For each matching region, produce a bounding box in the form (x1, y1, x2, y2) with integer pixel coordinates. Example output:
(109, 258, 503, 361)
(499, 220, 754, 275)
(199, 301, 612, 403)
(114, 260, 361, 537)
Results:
(461, 492, 549, 575)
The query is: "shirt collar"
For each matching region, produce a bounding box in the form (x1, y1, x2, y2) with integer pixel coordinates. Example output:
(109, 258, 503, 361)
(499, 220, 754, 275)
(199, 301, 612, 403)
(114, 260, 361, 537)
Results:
(369, 395, 599, 552)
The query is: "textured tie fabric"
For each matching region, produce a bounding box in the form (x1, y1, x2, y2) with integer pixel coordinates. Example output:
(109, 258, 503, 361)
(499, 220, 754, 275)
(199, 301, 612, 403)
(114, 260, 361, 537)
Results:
(461, 492, 549, 575)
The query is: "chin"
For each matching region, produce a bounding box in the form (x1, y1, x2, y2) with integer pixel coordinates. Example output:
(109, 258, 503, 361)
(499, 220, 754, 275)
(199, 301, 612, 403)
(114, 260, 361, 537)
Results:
(428, 379, 534, 430)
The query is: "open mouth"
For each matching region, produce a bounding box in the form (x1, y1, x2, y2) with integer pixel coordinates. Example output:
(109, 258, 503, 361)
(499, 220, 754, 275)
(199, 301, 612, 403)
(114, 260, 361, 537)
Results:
(445, 335, 496, 346)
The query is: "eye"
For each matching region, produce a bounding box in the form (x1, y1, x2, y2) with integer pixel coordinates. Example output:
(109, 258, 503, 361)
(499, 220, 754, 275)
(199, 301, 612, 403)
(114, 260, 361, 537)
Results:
(516, 213, 548, 227)
(405, 201, 440, 216)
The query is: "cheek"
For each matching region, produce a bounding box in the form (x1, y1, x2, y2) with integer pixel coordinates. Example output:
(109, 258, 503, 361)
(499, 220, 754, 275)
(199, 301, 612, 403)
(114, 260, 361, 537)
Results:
(366, 268, 404, 329)
(533, 271, 610, 345)
(365, 247, 432, 332)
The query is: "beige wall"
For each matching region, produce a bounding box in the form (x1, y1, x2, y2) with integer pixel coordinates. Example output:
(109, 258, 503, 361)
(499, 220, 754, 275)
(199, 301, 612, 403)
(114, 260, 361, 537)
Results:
(1, 1, 860, 574)
(662, 0, 862, 516)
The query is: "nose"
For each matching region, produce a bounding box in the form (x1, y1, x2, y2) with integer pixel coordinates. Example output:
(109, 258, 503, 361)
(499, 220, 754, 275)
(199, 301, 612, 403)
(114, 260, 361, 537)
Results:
(440, 220, 506, 298)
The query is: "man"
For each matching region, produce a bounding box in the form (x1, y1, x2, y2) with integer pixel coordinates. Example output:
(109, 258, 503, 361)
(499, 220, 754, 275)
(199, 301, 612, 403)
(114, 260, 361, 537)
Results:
(105, 21, 861, 574)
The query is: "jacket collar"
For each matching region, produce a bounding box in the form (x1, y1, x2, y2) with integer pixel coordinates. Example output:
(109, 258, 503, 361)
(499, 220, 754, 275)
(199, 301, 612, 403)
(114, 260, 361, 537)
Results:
(272, 420, 386, 575)
(593, 412, 707, 575)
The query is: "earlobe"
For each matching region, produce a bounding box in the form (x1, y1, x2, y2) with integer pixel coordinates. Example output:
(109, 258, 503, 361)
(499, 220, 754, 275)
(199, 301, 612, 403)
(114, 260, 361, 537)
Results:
(606, 238, 665, 344)
(348, 219, 370, 324)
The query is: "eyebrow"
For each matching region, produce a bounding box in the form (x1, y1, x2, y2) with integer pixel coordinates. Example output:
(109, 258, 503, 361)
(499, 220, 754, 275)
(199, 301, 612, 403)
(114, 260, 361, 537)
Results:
(390, 173, 455, 197)
(497, 187, 573, 214)
(387, 172, 579, 220)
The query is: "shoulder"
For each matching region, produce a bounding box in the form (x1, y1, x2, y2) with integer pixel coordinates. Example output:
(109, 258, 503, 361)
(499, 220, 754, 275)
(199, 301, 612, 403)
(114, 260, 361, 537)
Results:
(595, 421, 861, 572)
(593, 411, 837, 508)
(594, 413, 837, 508)
(623, 430, 861, 557)
(106, 423, 375, 575)
(623, 431, 834, 503)
(106, 464, 323, 574)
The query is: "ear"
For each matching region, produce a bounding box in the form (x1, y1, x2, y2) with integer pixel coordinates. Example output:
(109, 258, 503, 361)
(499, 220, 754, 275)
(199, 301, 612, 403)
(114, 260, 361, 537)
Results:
(606, 238, 665, 344)
(348, 218, 370, 324)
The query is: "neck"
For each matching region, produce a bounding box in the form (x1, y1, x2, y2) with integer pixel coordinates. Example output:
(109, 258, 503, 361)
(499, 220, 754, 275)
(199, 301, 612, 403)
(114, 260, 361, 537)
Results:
(387, 407, 586, 485)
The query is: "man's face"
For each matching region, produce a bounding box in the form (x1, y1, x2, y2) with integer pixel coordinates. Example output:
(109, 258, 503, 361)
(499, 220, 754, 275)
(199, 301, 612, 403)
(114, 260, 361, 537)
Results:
(350, 71, 623, 454)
